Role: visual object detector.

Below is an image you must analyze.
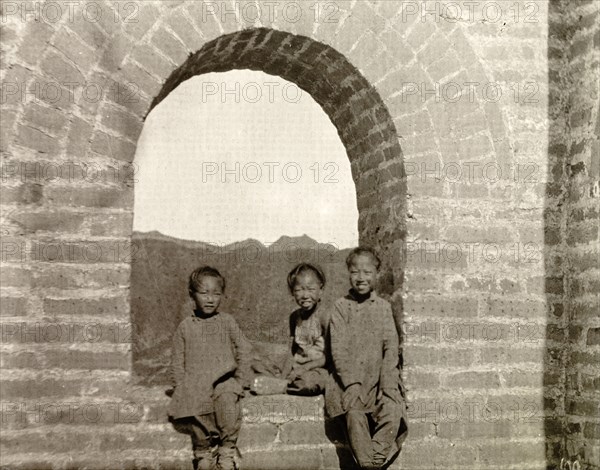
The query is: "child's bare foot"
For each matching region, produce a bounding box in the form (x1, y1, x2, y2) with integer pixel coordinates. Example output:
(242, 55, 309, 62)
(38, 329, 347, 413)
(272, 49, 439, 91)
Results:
(251, 375, 289, 395)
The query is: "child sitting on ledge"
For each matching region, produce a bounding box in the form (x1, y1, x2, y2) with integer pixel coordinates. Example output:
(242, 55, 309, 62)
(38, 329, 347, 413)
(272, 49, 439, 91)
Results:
(168, 266, 252, 470)
(326, 247, 408, 469)
(251, 262, 330, 396)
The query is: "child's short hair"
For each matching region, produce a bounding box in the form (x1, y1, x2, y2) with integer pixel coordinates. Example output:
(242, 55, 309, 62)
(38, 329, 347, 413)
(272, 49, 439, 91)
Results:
(345, 247, 381, 270)
(287, 263, 326, 293)
(188, 266, 225, 294)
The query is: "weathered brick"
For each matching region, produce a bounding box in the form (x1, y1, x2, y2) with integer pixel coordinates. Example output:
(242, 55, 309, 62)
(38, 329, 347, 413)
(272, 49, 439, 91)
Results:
(124, 3, 160, 40)
(187, 1, 222, 40)
(100, 105, 143, 140)
(237, 423, 278, 448)
(405, 246, 468, 271)
(0, 108, 17, 150)
(442, 371, 501, 389)
(0, 376, 126, 399)
(33, 265, 130, 289)
(456, 133, 494, 160)
(0, 350, 41, 369)
(66, 116, 94, 158)
(403, 371, 440, 389)
(51, 28, 97, 72)
(478, 441, 545, 466)
(487, 297, 546, 319)
(89, 131, 136, 162)
(584, 422, 600, 439)
(405, 346, 476, 368)
(165, 12, 205, 53)
(40, 50, 85, 85)
(243, 448, 322, 470)
(0, 398, 144, 429)
(43, 297, 128, 317)
(427, 50, 461, 83)
(0, 297, 28, 317)
(571, 300, 599, 322)
(279, 421, 330, 445)
(100, 429, 190, 452)
(404, 295, 478, 318)
(546, 276, 565, 295)
(417, 31, 451, 69)
(120, 61, 163, 99)
(438, 421, 511, 440)
(1, 320, 132, 344)
(15, 124, 61, 156)
(502, 370, 544, 388)
(29, 75, 75, 110)
(99, 32, 131, 73)
(480, 346, 544, 364)
(0, 183, 44, 205)
(452, 182, 489, 199)
(406, 20, 437, 51)
(0, 267, 31, 288)
(400, 441, 478, 468)
(151, 28, 189, 65)
(567, 398, 599, 417)
(444, 225, 514, 244)
(44, 349, 129, 370)
(131, 44, 174, 81)
(23, 102, 69, 136)
(10, 211, 85, 234)
(394, 109, 433, 136)
(2, 65, 30, 107)
(567, 222, 599, 244)
(17, 21, 54, 66)
(44, 185, 133, 208)
(89, 213, 133, 237)
(586, 327, 600, 345)
(66, 15, 108, 49)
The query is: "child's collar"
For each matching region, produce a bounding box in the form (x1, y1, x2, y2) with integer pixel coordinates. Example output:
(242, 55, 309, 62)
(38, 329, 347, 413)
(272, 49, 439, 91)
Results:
(192, 309, 219, 319)
(297, 299, 321, 316)
(348, 289, 377, 303)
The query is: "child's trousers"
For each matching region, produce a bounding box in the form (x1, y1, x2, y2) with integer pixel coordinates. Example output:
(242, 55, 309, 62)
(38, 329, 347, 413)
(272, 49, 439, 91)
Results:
(175, 392, 241, 469)
(345, 396, 403, 469)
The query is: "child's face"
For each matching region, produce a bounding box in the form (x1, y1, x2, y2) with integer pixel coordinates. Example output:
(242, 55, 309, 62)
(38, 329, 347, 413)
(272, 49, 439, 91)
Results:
(191, 276, 223, 314)
(349, 254, 377, 295)
(292, 271, 323, 311)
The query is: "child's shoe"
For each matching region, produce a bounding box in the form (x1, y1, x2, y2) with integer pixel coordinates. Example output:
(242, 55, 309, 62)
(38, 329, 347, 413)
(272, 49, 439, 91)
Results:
(217, 445, 240, 470)
(193, 445, 218, 470)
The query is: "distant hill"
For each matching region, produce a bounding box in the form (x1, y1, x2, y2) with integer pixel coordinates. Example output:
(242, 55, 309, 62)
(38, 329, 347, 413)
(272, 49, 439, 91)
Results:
(131, 231, 352, 385)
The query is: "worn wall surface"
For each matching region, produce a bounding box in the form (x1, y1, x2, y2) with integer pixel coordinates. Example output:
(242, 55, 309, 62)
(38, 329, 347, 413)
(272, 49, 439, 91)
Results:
(546, 1, 599, 469)
(0, 1, 593, 469)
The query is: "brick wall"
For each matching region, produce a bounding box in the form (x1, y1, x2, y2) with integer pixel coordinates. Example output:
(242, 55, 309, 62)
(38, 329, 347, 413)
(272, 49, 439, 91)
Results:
(546, 1, 600, 469)
(399, 2, 549, 467)
(0, 1, 593, 469)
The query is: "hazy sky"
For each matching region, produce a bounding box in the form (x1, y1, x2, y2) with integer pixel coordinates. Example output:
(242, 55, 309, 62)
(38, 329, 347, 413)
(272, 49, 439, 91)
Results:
(133, 70, 359, 248)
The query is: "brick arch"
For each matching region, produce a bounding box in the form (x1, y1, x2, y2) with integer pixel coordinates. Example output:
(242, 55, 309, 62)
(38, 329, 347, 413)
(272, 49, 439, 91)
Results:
(145, 27, 407, 294)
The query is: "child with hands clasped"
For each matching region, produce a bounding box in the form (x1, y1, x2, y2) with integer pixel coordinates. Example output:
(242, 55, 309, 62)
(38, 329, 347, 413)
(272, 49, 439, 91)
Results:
(168, 266, 252, 470)
(325, 248, 407, 470)
(252, 263, 330, 395)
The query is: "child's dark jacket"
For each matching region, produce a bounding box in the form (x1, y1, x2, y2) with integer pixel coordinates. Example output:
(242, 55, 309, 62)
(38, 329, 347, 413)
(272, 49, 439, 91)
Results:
(168, 311, 252, 419)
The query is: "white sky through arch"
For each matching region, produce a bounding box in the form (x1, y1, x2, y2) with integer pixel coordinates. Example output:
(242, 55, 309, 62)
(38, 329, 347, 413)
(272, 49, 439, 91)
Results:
(133, 70, 359, 248)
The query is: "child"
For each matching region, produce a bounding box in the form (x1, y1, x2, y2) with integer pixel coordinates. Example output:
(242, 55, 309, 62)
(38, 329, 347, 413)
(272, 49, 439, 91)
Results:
(168, 266, 252, 470)
(325, 248, 408, 470)
(252, 263, 329, 395)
